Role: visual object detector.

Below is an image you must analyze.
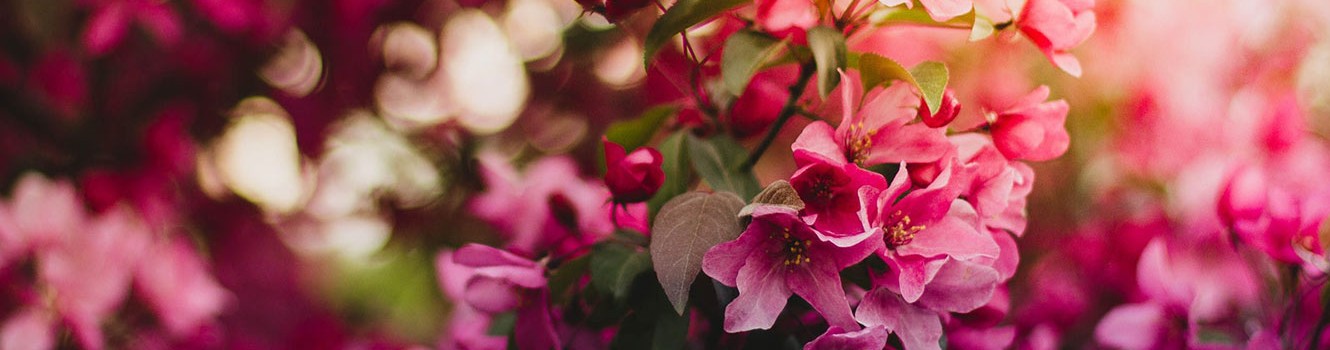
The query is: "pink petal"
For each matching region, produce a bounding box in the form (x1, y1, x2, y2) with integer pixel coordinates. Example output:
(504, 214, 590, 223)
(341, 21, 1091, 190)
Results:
(793, 121, 849, 165)
(703, 224, 765, 286)
(83, 4, 130, 55)
(914, 259, 999, 313)
(865, 121, 951, 165)
(135, 2, 184, 47)
(788, 260, 859, 330)
(0, 308, 55, 350)
(514, 290, 561, 350)
(1094, 303, 1165, 350)
(724, 254, 792, 332)
(855, 287, 943, 350)
(895, 202, 999, 260)
(464, 277, 522, 314)
(919, 0, 974, 21)
(889, 255, 947, 303)
(135, 238, 229, 337)
(803, 325, 889, 350)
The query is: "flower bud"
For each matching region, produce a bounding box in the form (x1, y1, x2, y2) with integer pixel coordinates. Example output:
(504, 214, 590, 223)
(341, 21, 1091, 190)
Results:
(603, 138, 665, 203)
(918, 89, 960, 128)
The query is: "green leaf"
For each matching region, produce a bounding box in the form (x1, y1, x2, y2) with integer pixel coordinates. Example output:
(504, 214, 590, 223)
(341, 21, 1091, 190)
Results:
(806, 26, 847, 98)
(591, 244, 653, 301)
(548, 254, 591, 304)
(857, 54, 950, 114)
(969, 12, 995, 41)
(910, 61, 949, 115)
(650, 191, 746, 314)
(647, 131, 694, 219)
(487, 312, 517, 336)
(685, 135, 760, 198)
(643, 0, 753, 68)
(737, 179, 805, 218)
(606, 105, 678, 151)
(720, 30, 785, 96)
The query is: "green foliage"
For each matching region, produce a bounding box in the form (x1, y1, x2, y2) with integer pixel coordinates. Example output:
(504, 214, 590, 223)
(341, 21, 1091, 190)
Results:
(647, 131, 695, 219)
(721, 30, 785, 97)
(643, 0, 754, 68)
(686, 134, 760, 198)
(605, 106, 678, 152)
(649, 191, 746, 315)
(857, 53, 950, 114)
(591, 243, 653, 301)
(806, 26, 847, 98)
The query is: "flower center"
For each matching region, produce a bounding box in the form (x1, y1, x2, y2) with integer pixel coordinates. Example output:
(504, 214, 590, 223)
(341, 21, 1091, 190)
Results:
(884, 211, 925, 249)
(844, 123, 875, 167)
(777, 228, 812, 267)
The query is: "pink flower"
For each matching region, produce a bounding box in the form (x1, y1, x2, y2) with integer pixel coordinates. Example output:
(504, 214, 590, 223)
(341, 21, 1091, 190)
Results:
(0, 308, 56, 350)
(436, 249, 507, 350)
(918, 89, 961, 129)
(439, 244, 561, 350)
(39, 207, 152, 350)
(701, 206, 874, 332)
(755, 0, 819, 42)
(1093, 238, 1260, 349)
(1217, 166, 1329, 265)
(793, 80, 950, 168)
(859, 165, 1000, 302)
(1016, 0, 1096, 77)
(81, 0, 183, 55)
(603, 139, 665, 203)
(988, 86, 1070, 162)
(134, 237, 230, 337)
(803, 325, 889, 350)
(855, 259, 999, 350)
(471, 154, 617, 256)
(730, 67, 799, 138)
(788, 153, 887, 240)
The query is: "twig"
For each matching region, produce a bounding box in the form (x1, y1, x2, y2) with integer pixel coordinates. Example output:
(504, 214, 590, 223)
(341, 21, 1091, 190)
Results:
(740, 62, 815, 171)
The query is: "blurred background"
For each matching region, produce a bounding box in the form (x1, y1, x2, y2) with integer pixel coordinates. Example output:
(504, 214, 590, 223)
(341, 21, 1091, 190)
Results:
(1, 0, 1329, 348)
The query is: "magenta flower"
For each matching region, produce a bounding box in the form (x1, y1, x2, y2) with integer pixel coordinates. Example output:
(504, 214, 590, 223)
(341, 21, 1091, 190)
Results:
(858, 166, 999, 302)
(134, 237, 230, 337)
(436, 249, 508, 350)
(755, 0, 819, 43)
(471, 153, 616, 256)
(702, 206, 875, 332)
(803, 325, 889, 350)
(81, 0, 183, 55)
(1016, 0, 1096, 77)
(39, 207, 152, 350)
(1094, 238, 1260, 349)
(1218, 166, 1328, 264)
(794, 78, 950, 169)
(855, 258, 1000, 350)
(788, 149, 887, 241)
(988, 86, 1071, 162)
(603, 138, 665, 204)
(438, 244, 560, 350)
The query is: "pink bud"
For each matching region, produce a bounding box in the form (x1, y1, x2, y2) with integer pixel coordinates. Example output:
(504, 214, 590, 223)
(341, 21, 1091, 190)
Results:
(603, 138, 665, 203)
(918, 89, 961, 128)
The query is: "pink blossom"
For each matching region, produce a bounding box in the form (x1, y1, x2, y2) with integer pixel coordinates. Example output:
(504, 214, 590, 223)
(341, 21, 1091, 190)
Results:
(1016, 0, 1096, 76)
(438, 244, 560, 350)
(603, 139, 664, 204)
(0, 308, 56, 350)
(859, 165, 1000, 302)
(81, 0, 183, 55)
(436, 249, 506, 350)
(855, 259, 999, 350)
(39, 207, 152, 350)
(793, 80, 950, 168)
(471, 154, 616, 256)
(788, 151, 887, 241)
(988, 86, 1071, 162)
(1218, 166, 1329, 264)
(701, 206, 874, 332)
(134, 237, 230, 337)
(803, 325, 889, 350)
(755, 0, 819, 43)
(730, 67, 799, 138)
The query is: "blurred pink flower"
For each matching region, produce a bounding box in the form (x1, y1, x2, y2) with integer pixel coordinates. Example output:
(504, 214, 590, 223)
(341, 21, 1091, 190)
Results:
(730, 67, 799, 138)
(471, 154, 617, 256)
(0, 308, 56, 350)
(134, 237, 230, 337)
(988, 86, 1070, 162)
(436, 249, 506, 350)
(702, 206, 874, 332)
(81, 0, 183, 55)
(1016, 0, 1095, 76)
(602, 139, 664, 204)
(755, 0, 819, 43)
(439, 244, 559, 350)
(39, 207, 152, 350)
(879, 0, 975, 22)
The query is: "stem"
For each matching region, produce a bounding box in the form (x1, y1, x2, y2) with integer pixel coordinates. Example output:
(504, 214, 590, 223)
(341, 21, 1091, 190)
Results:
(740, 62, 815, 171)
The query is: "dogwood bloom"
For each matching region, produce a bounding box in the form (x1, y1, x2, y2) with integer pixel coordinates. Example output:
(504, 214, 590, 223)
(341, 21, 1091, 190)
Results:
(702, 206, 875, 332)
